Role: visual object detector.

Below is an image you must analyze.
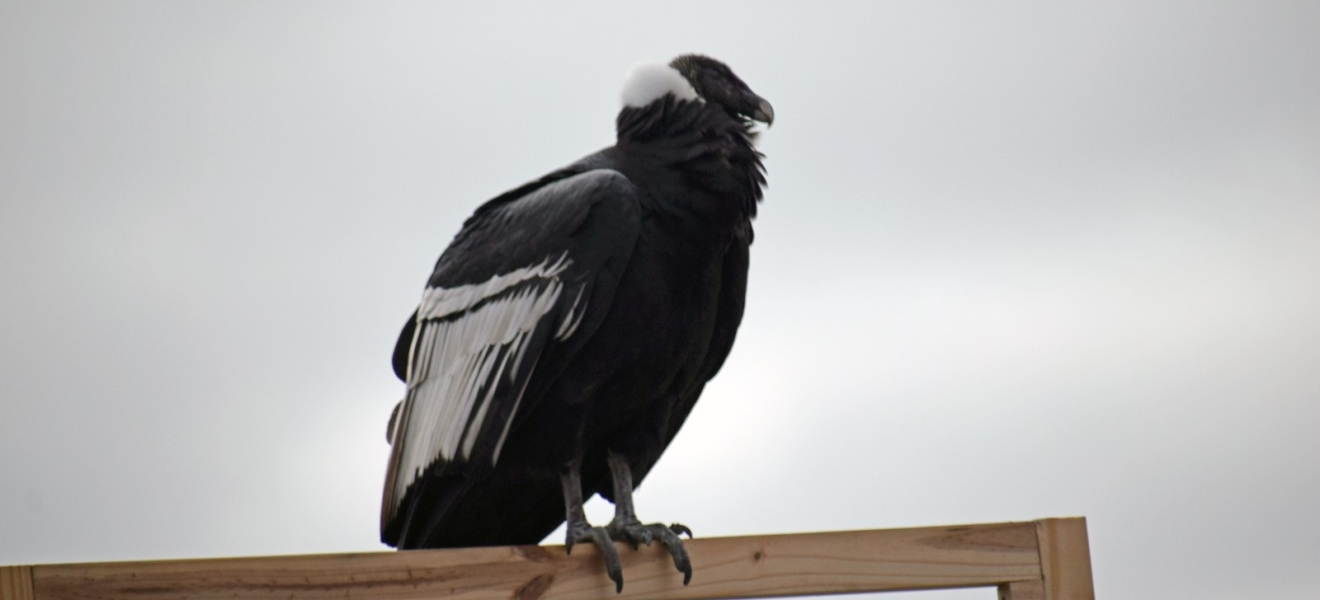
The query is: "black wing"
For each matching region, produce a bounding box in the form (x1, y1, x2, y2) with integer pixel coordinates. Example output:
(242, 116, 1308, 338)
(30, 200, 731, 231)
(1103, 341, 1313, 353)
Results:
(381, 169, 640, 539)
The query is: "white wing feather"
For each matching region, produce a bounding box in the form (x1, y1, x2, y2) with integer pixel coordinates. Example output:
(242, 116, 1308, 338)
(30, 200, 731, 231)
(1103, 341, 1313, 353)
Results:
(390, 252, 573, 516)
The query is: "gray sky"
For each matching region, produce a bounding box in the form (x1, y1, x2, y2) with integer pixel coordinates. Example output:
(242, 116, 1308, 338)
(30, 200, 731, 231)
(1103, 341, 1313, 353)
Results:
(2, 2, 1318, 599)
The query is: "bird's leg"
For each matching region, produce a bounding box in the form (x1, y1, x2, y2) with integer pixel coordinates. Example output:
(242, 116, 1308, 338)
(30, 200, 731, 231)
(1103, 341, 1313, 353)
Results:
(603, 452, 649, 548)
(603, 452, 693, 584)
(560, 459, 624, 593)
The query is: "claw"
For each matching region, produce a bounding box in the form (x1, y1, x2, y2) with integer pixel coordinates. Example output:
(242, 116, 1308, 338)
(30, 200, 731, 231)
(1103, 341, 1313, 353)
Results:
(645, 523, 693, 584)
(670, 522, 693, 538)
(568, 525, 625, 593)
(591, 527, 624, 593)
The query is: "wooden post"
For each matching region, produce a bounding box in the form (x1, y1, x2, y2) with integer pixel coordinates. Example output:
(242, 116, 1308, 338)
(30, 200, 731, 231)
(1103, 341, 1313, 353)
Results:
(1, 518, 1094, 600)
(1036, 517, 1095, 600)
(998, 518, 1096, 600)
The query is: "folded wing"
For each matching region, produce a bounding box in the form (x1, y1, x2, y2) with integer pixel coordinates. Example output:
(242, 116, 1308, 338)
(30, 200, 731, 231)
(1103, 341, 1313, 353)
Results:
(382, 169, 640, 539)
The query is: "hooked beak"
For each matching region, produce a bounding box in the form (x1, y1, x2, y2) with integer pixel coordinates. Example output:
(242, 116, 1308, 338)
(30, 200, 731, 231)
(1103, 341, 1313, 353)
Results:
(750, 96, 774, 126)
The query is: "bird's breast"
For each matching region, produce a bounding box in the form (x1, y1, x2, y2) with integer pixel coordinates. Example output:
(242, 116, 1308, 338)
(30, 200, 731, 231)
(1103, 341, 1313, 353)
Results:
(581, 229, 733, 408)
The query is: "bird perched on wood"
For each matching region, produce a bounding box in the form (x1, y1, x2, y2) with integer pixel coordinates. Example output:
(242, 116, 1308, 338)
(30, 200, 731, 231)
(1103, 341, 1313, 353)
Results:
(380, 54, 771, 592)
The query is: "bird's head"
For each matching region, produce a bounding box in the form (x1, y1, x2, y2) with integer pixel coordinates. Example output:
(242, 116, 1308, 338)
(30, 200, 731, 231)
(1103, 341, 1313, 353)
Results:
(620, 54, 773, 126)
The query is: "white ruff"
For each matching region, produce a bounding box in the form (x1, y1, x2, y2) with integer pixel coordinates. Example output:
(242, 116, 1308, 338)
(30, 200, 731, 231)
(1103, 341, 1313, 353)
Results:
(621, 63, 698, 108)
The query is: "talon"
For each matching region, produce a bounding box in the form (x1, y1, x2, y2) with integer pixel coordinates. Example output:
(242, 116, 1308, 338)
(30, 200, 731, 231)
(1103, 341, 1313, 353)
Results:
(570, 525, 625, 592)
(670, 522, 693, 538)
(591, 528, 624, 593)
(636, 522, 692, 583)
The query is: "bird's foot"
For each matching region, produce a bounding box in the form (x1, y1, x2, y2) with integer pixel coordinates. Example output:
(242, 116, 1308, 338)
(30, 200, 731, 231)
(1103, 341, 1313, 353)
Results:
(606, 518, 694, 585)
(566, 521, 625, 593)
(565, 518, 694, 592)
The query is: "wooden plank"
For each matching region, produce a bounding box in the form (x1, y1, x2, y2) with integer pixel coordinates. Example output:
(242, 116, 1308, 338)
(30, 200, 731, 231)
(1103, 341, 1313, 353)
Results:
(1, 565, 35, 600)
(1035, 518, 1095, 600)
(27, 522, 1043, 600)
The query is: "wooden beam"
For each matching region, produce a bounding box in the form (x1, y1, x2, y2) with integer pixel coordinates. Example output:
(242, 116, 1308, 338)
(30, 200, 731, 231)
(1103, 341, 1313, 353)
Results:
(8, 521, 1047, 600)
(1035, 518, 1095, 600)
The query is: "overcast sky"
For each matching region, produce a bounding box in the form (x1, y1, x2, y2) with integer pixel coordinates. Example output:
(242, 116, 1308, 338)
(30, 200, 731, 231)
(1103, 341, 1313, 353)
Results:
(2, 2, 1318, 599)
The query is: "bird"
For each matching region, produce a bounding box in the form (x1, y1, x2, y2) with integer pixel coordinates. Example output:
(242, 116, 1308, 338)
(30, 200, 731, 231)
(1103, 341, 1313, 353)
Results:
(380, 54, 771, 592)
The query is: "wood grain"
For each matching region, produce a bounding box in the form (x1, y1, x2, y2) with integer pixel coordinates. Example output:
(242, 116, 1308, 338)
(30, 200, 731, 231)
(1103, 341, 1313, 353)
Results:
(1036, 518, 1095, 600)
(23, 521, 1046, 600)
(0, 566, 35, 600)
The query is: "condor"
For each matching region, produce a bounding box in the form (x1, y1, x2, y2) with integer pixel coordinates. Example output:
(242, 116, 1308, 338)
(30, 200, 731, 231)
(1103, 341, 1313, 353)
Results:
(381, 54, 771, 591)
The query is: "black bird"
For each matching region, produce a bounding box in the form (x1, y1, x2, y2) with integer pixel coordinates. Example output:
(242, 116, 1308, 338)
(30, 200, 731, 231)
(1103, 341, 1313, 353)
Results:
(381, 54, 771, 591)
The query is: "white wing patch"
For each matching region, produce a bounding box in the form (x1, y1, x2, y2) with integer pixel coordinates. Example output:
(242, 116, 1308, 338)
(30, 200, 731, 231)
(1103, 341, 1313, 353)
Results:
(391, 252, 579, 514)
(416, 253, 571, 321)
